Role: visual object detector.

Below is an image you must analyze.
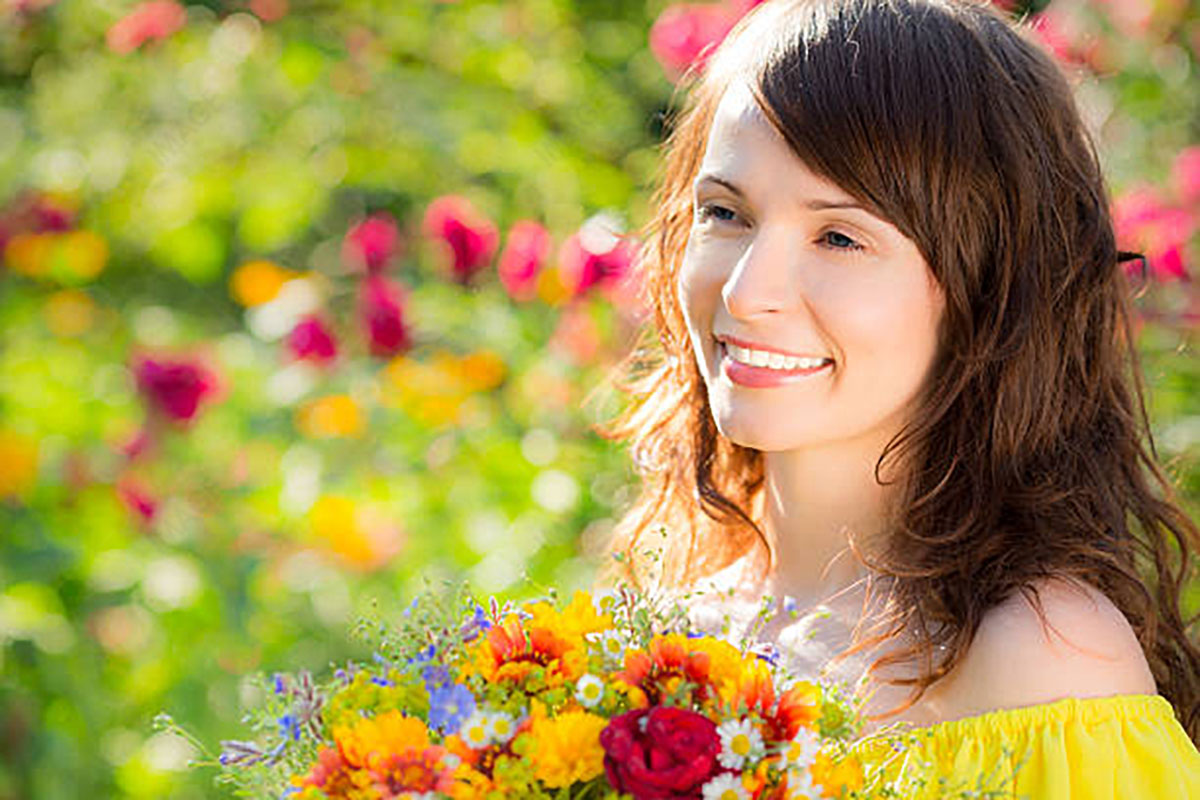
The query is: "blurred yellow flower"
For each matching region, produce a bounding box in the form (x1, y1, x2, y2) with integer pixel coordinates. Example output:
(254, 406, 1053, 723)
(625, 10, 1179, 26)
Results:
(43, 289, 96, 337)
(295, 394, 365, 438)
(457, 350, 506, 392)
(309, 495, 403, 571)
(57, 230, 108, 280)
(526, 707, 607, 788)
(536, 264, 571, 306)
(228, 259, 297, 307)
(5, 232, 54, 278)
(0, 430, 39, 499)
(383, 353, 471, 427)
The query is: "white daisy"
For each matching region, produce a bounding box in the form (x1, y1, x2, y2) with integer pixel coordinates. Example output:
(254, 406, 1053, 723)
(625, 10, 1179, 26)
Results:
(590, 589, 618, 617)
(588, 629, 626, 663)
(486, 710, 517, 744)
(716, 718, 764, 771)
(784, 766, 820, 800)
(701, 773, 749, 800)
(777, 726, 821, 771)
(575, 674, 605, 708)
(458, 710, 492, 749)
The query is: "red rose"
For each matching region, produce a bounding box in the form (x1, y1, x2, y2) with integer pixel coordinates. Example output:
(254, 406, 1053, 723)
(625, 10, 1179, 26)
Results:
(497, 220, 551, 302)
(343, 212, 401, 275)
(133, 356, 217, 422)
(421, 195, 499, 285)
(359, 277, 412, 357)
(599, 707, 724, 799)
(557, 217, 638, 299)
(288, 315, 338, 364)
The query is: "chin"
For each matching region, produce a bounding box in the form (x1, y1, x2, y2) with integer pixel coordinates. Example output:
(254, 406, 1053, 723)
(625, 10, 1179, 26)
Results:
(712, 406, 812, 452)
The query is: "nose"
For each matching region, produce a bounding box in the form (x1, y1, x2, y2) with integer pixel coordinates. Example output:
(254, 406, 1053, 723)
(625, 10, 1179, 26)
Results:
(721, 224, 803, 319)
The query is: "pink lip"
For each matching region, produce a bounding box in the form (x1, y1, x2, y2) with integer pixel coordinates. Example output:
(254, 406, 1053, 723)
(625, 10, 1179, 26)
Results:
(718, 341, 831, 388)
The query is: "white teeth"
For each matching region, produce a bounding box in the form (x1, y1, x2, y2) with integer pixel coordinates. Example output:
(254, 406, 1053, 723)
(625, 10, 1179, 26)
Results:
(724, 342, 827, 371)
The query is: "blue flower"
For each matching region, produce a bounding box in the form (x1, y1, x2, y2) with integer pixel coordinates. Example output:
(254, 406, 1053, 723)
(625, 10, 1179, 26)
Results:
(370, 675, 395, 688)
(273, 673, 287, 696)
(783, 596, 800, 616)
(427, 682, 476, 734)
(422, 664, 451, 688)
(277, 713, 301, 742)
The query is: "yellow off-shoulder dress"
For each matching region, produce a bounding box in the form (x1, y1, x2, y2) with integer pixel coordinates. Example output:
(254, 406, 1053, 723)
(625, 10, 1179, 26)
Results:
(849, 693, 1200, 798)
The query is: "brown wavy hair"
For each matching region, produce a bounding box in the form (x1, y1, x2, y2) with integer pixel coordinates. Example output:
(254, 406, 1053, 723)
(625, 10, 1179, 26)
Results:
(595, 0, 1200, 740)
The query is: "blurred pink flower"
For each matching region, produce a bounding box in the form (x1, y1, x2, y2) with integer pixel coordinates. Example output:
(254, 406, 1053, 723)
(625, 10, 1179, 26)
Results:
(116, 477, 158, 524)
(288, 315, 338, 365)
(248, 0, 288, 22)
(342, 212, 401, 275)
(649, 3, 738, 81)
(133, 355, 218, 423)
(359, 277, 412, 357)
(106, 1, 187, 55)
(1171, 146, 1200, 208)
(422, 195, 499, 285)
(558, 216, 639, 298)
(1112, 188, 1194, 281)
(1029, 10, 1078, 64)
(550, 303, 602, 367)
(498, 220, 551, 302)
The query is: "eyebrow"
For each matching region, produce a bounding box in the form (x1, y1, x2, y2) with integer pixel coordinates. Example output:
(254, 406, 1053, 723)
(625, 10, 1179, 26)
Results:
(693, 172, 868, 212)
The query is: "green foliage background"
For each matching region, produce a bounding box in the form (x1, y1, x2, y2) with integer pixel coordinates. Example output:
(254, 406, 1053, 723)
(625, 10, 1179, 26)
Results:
(0, 1, 1197, 798)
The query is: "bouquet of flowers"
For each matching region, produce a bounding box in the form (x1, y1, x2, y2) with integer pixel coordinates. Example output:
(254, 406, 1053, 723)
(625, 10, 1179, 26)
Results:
(184, 584, 1021, 799)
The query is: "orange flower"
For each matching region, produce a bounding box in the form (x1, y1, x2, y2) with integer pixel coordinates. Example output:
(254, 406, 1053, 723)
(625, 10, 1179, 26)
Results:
(0, 430, 38, 500)
(735, 665, 821, 743)
(460, 593, 605, 690)
(228, 259, 296, 307)
(295, 394, 365, 439)
(616, 633, 747, 708)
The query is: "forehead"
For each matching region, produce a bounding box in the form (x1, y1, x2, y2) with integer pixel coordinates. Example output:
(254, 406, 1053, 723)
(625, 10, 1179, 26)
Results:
(701, 82, 787, 167)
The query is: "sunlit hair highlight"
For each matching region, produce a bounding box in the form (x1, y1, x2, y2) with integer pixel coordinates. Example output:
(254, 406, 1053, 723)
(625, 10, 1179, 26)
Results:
(595, 0, 1200, 741)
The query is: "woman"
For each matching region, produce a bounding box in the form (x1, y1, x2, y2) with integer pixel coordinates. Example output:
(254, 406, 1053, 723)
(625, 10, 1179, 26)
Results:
(598, 0, 1200, 794)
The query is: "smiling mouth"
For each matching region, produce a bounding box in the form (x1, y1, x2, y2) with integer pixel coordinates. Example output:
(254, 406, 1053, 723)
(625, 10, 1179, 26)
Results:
(717, 340, 833, 374)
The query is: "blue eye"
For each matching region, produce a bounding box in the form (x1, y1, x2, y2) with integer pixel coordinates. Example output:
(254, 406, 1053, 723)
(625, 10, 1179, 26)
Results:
(696, 203, 738, 224)
(821, 230, 863, 250)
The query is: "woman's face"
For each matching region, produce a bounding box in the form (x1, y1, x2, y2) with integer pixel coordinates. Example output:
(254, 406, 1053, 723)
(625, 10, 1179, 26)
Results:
(678, 82, 945, 454)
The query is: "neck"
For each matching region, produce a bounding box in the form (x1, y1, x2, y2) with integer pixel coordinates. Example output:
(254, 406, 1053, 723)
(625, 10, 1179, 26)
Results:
(759, 438, 900, 610)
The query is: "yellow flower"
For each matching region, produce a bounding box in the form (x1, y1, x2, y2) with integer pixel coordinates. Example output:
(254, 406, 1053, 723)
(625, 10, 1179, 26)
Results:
(296, 394, 365, 439)
(308, 495, 402, 571)
(0, 430, 38, 500)
(811, 749, 865, 797)
(228, 259, 296, 306)
(57, 230, 108, 280)
(43, 290, 96, 337)
(525, 707, 607, 788)
(457, 350, 506, 392)
(526, 591, 612, 641)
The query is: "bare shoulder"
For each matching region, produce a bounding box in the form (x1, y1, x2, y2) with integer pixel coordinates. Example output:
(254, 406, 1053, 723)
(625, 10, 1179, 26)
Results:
(927, 576, 1158, 720)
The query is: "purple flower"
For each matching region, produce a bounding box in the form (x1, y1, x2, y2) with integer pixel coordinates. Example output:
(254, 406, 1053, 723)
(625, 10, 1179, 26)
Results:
(273, 673, 287, 696)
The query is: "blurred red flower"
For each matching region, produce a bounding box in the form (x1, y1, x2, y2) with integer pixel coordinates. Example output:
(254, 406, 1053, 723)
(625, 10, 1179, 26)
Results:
(116, 476, 159, 524)
(342, 212, 401, 275)
(557, 217, 638, 298)
(106, 1, 187, 55)
(1172, 146, 1200, 208)
(649, 3, 738, 81)
(1112, 188, 1194, 282)
(359, 277, 412, 357)
(288, 315, 338, 365)
(422, 195, 499, 285)
(133, 355, 218, 423)
(498, 220, 551, 302)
